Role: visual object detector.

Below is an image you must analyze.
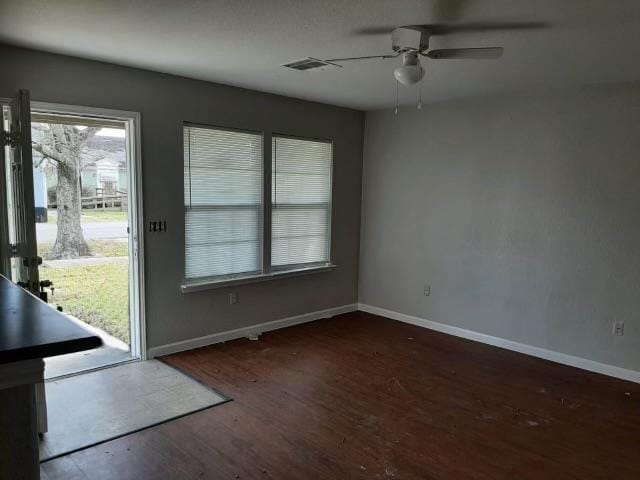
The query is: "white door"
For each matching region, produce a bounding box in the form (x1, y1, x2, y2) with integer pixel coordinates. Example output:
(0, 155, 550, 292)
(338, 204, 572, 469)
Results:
(1, 89, 40, 294)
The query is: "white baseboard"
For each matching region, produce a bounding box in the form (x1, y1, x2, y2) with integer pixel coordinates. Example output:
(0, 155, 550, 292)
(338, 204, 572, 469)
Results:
(147, 303, 358, 358)
(358, 303, 640, 384)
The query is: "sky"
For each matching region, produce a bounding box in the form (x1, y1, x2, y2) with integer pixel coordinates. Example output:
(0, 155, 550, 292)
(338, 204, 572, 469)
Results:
(37, 125, 126, 138)
(75, 126, 125, 138)
(32, 123, 126, 138)
(96, 127, 125, 138)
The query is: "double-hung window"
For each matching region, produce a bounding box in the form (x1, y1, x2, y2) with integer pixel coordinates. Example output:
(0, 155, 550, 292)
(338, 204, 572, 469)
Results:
(183, 124, 333, 288)
(271, 135, 332, 269)
(183, 125, 263, 280)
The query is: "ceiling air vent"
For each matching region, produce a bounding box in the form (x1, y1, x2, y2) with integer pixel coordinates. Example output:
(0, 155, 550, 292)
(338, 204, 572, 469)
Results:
(282, 57, 341, 72)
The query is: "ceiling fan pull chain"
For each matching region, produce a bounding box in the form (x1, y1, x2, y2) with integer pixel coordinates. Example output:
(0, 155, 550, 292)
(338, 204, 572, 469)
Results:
(417, 82, 423, 111)
(394, 79, 399, 115)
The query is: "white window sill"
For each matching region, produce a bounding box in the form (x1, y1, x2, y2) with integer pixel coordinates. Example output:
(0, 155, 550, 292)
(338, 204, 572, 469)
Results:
(181, 264, 336, 293)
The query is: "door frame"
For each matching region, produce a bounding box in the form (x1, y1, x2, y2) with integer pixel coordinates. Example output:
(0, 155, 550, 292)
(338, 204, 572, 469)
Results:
(0, 102, 11, 277)
(1, 98, 147, 360)
(1, 92, 40, 290)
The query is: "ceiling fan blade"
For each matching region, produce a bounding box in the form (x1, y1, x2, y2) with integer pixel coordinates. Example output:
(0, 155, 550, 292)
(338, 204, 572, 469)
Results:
(426, 47, 504, 59)
(352, 26, 397, 35)
(411, 21, 549, 35)
(324, 53, 399, 63)
(353, 21, 549, 36)
(432, 0, 470, 22)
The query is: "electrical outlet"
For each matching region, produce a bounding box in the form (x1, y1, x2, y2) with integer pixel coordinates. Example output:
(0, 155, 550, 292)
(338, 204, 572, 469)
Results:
(229, 292, 238, 305)
(424, 284, 431, 296)
(613, 321, 624, 336)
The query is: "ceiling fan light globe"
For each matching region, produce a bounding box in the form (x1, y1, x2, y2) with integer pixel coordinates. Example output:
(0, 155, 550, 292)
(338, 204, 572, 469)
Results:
(393, 64, 425, 85)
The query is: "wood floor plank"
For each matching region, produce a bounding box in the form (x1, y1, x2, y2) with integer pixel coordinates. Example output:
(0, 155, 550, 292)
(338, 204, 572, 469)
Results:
(42, 312, 640, 479)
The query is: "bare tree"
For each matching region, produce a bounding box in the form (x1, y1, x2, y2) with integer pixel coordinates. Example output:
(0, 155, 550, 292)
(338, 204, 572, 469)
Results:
(32, 124, 100, 259)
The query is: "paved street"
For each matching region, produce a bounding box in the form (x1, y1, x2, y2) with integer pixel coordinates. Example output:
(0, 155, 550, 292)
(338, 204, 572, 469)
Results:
(43, 256, 129, 269)
(36, 221, 128, 243)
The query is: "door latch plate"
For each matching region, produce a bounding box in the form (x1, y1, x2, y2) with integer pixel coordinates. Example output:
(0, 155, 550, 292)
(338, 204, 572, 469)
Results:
(1, 129, 20, 148)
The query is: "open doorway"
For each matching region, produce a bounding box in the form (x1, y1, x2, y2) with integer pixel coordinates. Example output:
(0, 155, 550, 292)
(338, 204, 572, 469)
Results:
(24, 103, 144, 378)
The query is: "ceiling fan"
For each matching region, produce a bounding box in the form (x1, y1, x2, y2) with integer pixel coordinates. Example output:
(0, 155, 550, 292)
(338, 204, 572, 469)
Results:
(283, 20, 546, 110)
(284, 26, 503, 86)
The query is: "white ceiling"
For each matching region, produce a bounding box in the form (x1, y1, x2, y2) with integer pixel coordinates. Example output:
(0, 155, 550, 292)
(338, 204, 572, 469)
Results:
(1, 0, 640, 111)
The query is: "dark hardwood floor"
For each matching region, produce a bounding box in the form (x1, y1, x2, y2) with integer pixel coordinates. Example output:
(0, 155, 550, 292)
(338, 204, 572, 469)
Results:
(41, 311, 640, 479)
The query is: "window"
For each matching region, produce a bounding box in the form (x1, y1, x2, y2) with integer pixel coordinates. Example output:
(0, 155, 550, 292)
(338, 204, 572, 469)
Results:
(184, 125, 263, 279)
(272, 136, 332, 269)
(183, 124, 333, 286)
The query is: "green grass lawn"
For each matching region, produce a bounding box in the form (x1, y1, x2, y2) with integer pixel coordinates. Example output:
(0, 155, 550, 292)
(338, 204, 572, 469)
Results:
(38, 239, 128, 258)
(38, 238, 130, 344)
(43, 262, 130, 344)
(38, 213, 130, 343)
(47, 210, 127, 223)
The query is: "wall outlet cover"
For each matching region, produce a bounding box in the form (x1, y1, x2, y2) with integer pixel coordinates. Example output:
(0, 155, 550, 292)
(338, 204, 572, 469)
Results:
(229, 292, 238, 305)
(613, 321, 624, 336)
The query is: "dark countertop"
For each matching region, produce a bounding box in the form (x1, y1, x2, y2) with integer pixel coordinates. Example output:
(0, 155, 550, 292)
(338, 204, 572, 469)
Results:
(0, 275, 102, 364)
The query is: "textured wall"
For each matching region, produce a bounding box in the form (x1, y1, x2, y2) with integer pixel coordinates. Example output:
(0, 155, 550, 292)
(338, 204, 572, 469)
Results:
(0, 44, 364, 349)
(360, 84, 640, 371)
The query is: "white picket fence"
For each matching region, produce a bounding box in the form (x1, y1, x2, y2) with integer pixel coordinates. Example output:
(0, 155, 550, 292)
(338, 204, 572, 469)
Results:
(50, 194, 127, 211)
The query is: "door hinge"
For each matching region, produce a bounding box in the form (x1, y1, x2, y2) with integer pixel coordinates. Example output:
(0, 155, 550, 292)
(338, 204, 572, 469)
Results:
(1, 129, 20, 148)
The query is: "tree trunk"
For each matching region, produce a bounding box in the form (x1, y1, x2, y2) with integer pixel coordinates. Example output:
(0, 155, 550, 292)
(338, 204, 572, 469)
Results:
(48, 150, 90, 259)
(33, 124, 99, 260)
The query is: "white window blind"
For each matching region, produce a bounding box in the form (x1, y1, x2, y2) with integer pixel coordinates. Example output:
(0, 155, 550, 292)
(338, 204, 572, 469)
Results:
(272, 136, 332, 269)
(184, 125, 263, 280)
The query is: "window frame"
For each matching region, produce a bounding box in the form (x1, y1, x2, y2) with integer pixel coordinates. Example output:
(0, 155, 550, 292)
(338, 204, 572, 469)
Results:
(183, 121, 265, 281)
(181, 124, 335, 293)
(270, 132, 334, 272)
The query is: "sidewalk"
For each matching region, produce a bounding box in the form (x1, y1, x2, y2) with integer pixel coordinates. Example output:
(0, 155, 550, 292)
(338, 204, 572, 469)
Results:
(43, 256, 129, 269)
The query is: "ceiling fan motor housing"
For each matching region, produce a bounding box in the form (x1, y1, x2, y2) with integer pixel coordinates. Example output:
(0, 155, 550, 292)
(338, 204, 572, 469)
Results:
(391, 27, 429, 53)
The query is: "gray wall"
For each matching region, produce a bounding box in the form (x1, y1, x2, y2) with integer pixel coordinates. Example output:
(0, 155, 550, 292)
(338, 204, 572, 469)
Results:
(360, 84, 640, 371)
(0, 44, 364, 349)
